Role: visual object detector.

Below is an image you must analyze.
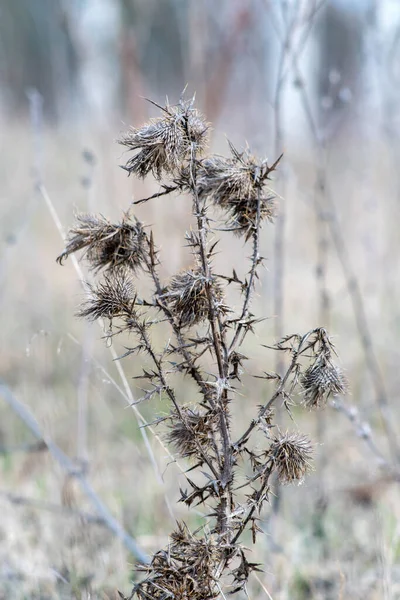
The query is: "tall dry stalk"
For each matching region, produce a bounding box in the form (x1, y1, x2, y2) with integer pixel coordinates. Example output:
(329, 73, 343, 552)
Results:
(57, 94, 347, 598)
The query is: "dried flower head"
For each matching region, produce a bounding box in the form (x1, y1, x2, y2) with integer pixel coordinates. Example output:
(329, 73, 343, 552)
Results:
(302, 359, 347, 409)
(78, 272, 136, 322)
(193, 142, 280, 238)
(168, 407, 217, 461)
(269, 432, 313, 484)
(163, 268, 225, 327)
(133, 522, 221, 600)
(119, 98, 208, 179)
(57, 214, 147, 274)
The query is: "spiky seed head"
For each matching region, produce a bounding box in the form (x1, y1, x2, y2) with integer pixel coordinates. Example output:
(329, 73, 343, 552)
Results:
(163, 268, 226, 327)
(302, 360, 347, 409)
(57, 214, 147, 274)
(118, 98, 208, 179)
(167, 408, 217, 461)
(193, 142, 279, 239)
(269, 432, 313, 485)
(77, 272, 136, 322)
(133, 523, 221, 600)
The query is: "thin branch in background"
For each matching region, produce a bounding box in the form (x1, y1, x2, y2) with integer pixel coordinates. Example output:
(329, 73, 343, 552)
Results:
(0, 380, 149, 563)
(252, 571, 275, 600)
(272, 1, 299, 375)
(67, 333, 190, 480)
(27, 89, 176, 522)
(0, 440, 48, 454)
(76, 150, 98, 470)
(76, 323, 93, 472)
(0, 489, 110, 527)
(39, 183, 176, 523)
(289, 51, 400, 461)
(267, 0, 319, 557)
(330, 397, 389, 471)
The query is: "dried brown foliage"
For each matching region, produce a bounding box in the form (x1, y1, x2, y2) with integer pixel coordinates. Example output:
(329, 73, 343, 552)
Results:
(133, 523, 222, 600)
(58, 94, 347, 598)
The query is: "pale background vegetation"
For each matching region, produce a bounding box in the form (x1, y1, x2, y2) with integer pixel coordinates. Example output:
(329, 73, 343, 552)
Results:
(1, 1, 400, 598)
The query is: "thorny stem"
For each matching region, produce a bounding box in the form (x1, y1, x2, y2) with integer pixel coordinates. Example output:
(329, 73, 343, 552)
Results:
(131, 185, 178, 206)
(144, 246, 224, 469)
(234, 330, 315, 449)
(228, 187, 262, 355)
(135, 321, 220, 481)
(188, 142, 233, 537)
(231, 464, 274, 546)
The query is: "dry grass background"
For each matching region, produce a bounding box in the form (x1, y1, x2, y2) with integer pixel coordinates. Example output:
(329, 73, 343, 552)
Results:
(1, 113, 400, 599)
(2, 3, 400, 598)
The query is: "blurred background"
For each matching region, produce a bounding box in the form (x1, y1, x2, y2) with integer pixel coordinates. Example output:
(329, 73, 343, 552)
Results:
(1, 0, 400, 598)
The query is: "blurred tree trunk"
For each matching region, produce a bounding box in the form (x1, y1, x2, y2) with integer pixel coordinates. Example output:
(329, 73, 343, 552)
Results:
(0, 0, 79, 122)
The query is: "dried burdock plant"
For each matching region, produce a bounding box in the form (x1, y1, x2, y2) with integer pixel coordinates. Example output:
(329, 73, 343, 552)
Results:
(58, 94, 347, 598)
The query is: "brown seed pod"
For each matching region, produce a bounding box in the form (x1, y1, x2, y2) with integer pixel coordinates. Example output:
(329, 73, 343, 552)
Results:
(194, 142, 280, 239)
(269, 431, 313, 484)
(77, 272, 136, 322)
(163, 268, 226, 327)
(167, 407, 217, 461)
(119, 98, 208, 179)
(57, 214, 147, 274)
(302, 360, 347, 409)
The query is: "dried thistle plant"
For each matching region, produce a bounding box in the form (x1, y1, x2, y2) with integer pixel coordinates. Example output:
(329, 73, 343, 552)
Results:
(119, 97, 208, 179)
(268, 432, 313, 484)
(57, 213, 147, 273)
(163, 267, 227, 327)
(58, 94, 347, 598)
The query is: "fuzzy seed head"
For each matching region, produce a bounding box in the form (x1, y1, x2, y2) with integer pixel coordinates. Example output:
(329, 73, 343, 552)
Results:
(164, 268, 225, 327)
(302, 361, 347, 409)
(194, 142, 279, 239)
(119, 98, 208, 179)
(78, 272, 136, 322)
(57, 214, 147, 274)
(168, 408, 217, 461)
(269, 432, 313, 484)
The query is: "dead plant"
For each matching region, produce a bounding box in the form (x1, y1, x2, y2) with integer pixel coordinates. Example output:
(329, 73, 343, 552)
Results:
(57, 94, 347, 599)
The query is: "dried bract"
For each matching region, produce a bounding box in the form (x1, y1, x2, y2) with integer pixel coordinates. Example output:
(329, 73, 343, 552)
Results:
(119, 98, 208, 179)
(133, 522, 221, 600)
(168, 407, 217, 461)
(163, 268, 225, 327)
(194, 142, 280, 238)
(269, 432, 313, 484)
(78, 272, 136, 322)
(302, 360, 347, 409)
(57, 214, 147, 273)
